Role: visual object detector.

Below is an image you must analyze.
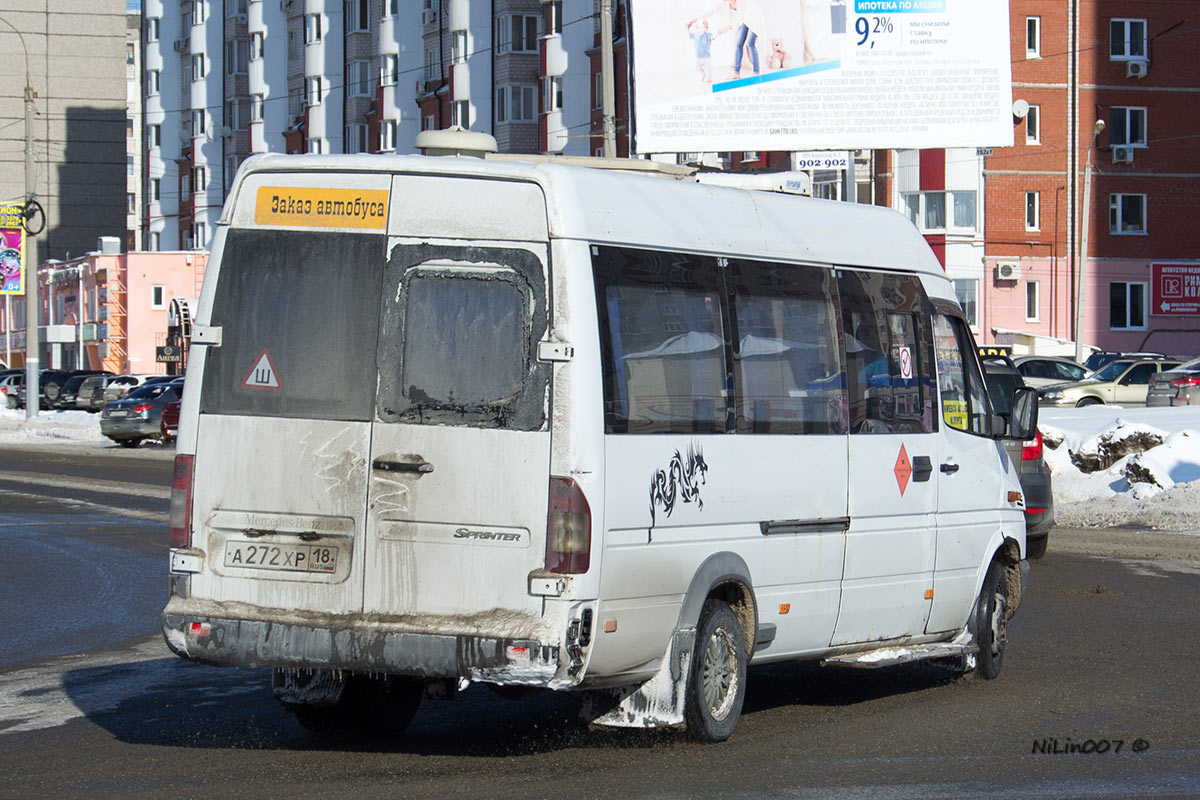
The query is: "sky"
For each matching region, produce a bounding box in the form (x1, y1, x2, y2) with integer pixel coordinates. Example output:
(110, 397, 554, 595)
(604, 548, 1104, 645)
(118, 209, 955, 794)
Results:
(127, 0, 140, 11)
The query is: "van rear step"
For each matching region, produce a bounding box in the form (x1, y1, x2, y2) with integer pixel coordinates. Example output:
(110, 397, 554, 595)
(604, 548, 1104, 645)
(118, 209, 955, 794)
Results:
(821, 639, 978, 669)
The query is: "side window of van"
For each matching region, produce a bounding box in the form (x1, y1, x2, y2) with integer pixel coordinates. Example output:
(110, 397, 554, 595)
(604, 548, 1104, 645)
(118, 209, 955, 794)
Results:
(729, 259, 846, 434)
(837, 270, 935, 434)
(933, 313, 990, 434)
(594, 246, 727, 434)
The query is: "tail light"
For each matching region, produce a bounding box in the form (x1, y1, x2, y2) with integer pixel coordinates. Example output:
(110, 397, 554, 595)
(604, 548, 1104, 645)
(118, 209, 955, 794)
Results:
(1171, 377, 1200, 387)
(169, 455, 195, 547)
(133, 403, 154, 414)
(546, 476, 591, 574)
(1021, 429, 1044, 461)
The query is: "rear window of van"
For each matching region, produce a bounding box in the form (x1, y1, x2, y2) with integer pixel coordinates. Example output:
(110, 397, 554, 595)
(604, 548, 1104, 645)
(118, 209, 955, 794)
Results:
(200, 229, 385, 421)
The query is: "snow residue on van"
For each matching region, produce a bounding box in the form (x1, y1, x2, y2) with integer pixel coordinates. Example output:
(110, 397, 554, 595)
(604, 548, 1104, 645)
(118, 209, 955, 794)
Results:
(1040, 406, 1200, 531)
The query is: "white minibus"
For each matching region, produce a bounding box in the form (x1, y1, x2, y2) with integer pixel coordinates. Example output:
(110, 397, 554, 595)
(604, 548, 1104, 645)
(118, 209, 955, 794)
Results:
(163, 150, 1038, 742)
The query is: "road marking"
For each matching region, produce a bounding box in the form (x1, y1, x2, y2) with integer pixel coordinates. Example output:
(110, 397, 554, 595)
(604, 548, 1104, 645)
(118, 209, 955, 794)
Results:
(0, 471, 169, 499)
(0, 488, 168, 524)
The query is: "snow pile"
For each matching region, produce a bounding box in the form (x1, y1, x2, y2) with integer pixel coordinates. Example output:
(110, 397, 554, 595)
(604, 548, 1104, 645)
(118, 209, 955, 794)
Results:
(0, 406, 106, 444)
(1040, 406, 1200, 531)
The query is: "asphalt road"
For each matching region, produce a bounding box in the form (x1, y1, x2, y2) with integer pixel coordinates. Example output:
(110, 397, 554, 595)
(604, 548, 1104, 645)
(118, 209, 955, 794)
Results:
(1, 444, 1198, 799)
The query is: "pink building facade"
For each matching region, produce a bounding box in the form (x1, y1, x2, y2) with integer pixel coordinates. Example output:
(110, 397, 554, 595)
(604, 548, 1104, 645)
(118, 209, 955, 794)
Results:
(0, 248, 207, 375)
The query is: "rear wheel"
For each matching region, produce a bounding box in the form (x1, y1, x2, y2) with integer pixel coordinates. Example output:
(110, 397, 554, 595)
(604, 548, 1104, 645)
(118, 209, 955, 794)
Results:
(684, 599, 747, 742)
(117, 438, 142, 448)
(287, 675, 423, 737)
(976, 561, 1010, 679)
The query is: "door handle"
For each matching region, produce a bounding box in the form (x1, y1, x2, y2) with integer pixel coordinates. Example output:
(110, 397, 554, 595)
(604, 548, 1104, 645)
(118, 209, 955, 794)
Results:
(940, 462, 960, 474)
(372, 459, 434, 474)
(912, 456, 933, 482)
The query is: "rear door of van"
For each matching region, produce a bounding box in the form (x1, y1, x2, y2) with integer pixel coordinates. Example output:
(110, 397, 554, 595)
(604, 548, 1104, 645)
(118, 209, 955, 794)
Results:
(361, 175, 553, 631)
(189, 173, 392, 616)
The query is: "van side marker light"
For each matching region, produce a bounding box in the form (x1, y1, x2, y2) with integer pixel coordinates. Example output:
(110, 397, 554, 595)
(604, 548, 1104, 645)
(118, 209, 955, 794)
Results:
(779, 604, 791, 615)
(604, 620, 618, 633)
(1008, 491, 1024, 504)
(924, 589, 934, 600)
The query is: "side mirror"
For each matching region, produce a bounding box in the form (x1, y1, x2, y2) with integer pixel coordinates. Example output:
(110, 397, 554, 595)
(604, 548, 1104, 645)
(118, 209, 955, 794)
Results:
(1005, 386, 1039, 440)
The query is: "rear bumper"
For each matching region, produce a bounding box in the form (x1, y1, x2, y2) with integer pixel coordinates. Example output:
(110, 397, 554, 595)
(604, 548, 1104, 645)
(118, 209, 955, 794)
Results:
(100, 417, 161, 438)
(162, 612, 563, 686)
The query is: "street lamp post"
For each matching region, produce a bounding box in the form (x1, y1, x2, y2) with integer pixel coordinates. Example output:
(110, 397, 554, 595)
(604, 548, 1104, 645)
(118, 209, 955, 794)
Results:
(1074, 119, 1105, 364)
(0, 15, 40, 418)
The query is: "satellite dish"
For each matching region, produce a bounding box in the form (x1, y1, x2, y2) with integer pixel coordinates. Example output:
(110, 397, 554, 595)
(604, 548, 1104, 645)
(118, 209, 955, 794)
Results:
(1012, 99, 1030, 119)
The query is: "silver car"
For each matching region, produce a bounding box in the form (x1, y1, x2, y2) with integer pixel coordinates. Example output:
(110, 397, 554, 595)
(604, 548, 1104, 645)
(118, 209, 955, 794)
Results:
(1040, 358, 1181, 407)
(99, 379, 183, 448)
(1011, 355, 1087, 389)
(1146, 357, 1200, 407)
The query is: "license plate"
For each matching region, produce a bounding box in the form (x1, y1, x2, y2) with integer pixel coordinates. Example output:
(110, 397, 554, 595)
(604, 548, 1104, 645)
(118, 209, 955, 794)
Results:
(110, 410, 128, 418)
(224, 540, 338, 573)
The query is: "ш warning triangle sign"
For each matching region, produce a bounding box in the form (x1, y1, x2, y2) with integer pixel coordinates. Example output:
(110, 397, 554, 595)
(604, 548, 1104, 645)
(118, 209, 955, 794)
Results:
(241, 348, 282, 391)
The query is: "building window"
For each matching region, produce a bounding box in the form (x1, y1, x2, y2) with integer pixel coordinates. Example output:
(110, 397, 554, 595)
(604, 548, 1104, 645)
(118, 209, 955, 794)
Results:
(146, 16, 159, 42)
(225, 154, 238, 188)
(307, 138, 324, 154)
(225, 97, 250, 130)
(151, 231, 161, 251)
(181, 172, 191, 195)
(1025, 280, 1040, 322)
(192, 109, 206, 136)
(251, 94, 263, 122)
(1110, 18, 1147, 60)
(901, 191, 976, 233)
(250, 31, 263, 60)
(192, 53, 206, 79)
(385, 0, 399, 16)
(125, 118, 134, 138)
(126, 43, 135, 65)
(194, 0, 207, 25)
(306, 75, 322, 106)
(423, 114, 436, 131)
(1025, 105, 1040, 144)
(151, 177, 161, 201)
(424, 48, 438, 82)
(593, 72, 602, 109)
(305, 14, 322, 44)
(149, 123, 161, 148)
(194, 222, 206, 248)
(1109, 193, 1146, 234)
(344, 123, 369, 154)
(381, 54, 398, 86)
(152, 285, 166, 309)
(496, 13, 539, 54)
(544, 1, 563, 35)
(226, 0, 248, 16)
(345, 0, 369, 32)
(288, 29, 299, 59)
(148, 69, 160, 94)
(1025, 17, 1040, 58)
(495, 84, 537, 123)
(452, 30, 468, 63)
(1025, 191, 1040, 231)
(1110, 106, 1147, 147)
(127, 155, 135, 176)
(1110, 282, 1147, 329)
(225, 39, 249, 74)
(288, 87, 303, 118)
(380, 119, 397, 151)
(543, 75, 563, 112)
(348, 59, 371, 97)
(193, 165, 207, 192)
(452, 100, 469, 128)
(952, 279, 978, 327)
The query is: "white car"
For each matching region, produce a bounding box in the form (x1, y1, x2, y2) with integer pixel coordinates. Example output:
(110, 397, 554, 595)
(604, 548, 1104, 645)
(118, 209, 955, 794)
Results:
(1011, 355, 1088, 388)
(1, 373, 20, 409)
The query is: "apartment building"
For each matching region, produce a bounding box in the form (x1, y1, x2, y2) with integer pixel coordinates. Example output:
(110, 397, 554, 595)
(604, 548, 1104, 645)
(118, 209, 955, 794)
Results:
(981, 0, 1200, 355)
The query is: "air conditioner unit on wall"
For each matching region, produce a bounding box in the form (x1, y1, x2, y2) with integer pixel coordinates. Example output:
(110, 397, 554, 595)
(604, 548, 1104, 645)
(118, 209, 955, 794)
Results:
(1113, 146, 1134, 164)
(173, 39, 188, 52)
(236, 13, 248, 24)
(422, 9, 438, 25)
(995, 262, 1021, 282)
(1126, 60, 1149, 78)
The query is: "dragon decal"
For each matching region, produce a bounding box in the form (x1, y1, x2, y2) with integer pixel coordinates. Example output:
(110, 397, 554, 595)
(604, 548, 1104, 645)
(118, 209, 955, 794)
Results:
(648, 442, 709, 526)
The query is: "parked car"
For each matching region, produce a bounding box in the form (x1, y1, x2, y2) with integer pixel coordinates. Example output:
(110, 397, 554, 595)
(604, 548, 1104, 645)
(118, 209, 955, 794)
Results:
(1145, 357, 1200, 407)
(1039, 357, 1182, 407)
(1, 373, 20, 409)
(160, 400, 181, 443)
(983, 359, 1053, 558)
(103, 374, 174, 404)
(51, 370, 112, 410)
(1168, 372, 1200, 408)
(99, 378, 184, 448)
(1082, 350, 1166, 372)
(1011, 355, 1088, 389)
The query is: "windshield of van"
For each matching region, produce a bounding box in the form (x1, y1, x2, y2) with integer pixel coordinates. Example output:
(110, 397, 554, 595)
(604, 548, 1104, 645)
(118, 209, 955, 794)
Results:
(200, 229, 385, 421)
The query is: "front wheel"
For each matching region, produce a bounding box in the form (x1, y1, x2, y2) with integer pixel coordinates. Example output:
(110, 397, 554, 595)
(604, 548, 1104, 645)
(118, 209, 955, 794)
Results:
(976, 561, 1010, 679)
(684, 599, 747, 742)
(1076, 397, 1103, 407)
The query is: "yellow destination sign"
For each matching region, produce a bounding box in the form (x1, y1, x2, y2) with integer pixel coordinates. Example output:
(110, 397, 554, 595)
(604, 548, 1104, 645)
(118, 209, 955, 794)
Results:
(255, 187, 389, 229)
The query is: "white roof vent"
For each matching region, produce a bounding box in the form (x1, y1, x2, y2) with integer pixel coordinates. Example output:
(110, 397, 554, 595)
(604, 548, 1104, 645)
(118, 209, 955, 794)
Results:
(97, 236, 121, 255)
(414, 126, 498, 158)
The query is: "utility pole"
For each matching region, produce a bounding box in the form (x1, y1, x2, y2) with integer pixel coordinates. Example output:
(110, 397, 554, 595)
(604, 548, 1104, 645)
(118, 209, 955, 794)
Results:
(1074, 120, 1105, 364)
(599, 0, 616, 158)
(1, 16, 40, 419)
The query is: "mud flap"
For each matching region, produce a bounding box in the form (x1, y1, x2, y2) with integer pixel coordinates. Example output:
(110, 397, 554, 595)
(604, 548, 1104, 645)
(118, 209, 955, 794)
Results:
(585, 629, 696, 730)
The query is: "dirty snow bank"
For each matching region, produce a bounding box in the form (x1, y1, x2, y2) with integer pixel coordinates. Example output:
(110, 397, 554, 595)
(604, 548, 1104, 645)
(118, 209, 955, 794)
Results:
(0, 406, 106, 444)
(1040, 406, 1200, 531)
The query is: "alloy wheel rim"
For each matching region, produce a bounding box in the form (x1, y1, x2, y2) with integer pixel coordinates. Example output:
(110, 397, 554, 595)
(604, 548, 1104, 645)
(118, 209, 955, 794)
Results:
(702, 626, 739, 720)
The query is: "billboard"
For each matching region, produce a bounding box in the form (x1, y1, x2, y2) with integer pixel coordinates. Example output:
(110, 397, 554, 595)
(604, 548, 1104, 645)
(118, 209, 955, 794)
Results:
(630, 0, 1014, 153)
(0, 204, 25, 296)
(1151, 263, 1200, 317)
